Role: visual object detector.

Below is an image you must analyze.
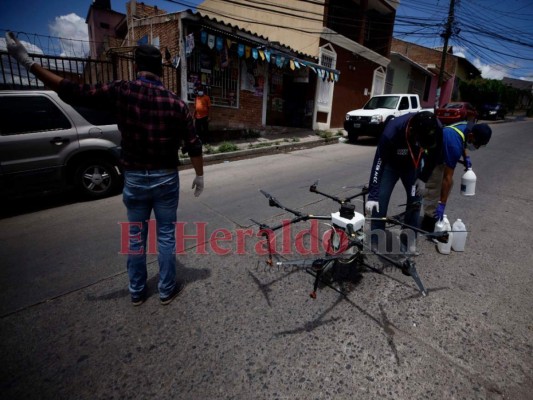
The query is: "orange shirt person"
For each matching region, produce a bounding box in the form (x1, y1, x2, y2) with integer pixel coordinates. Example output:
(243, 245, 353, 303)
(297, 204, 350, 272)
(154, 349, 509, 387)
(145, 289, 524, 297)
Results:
(194, 88, 211, 143)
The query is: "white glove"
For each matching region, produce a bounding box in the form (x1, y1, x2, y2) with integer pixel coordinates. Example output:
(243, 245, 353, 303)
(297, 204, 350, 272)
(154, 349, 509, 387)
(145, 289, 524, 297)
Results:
(415, 179, 426, 196)
(192, 175, 204, 197)
(5, 32, 35, 70)
(365, 200, 379, 214)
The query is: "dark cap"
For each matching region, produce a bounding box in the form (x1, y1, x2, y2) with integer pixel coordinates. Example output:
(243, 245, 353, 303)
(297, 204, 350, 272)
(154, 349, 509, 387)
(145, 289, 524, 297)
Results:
(471, 123, 492, 146)
(409, 111, 441, 149)
(135, 45, 162, 75)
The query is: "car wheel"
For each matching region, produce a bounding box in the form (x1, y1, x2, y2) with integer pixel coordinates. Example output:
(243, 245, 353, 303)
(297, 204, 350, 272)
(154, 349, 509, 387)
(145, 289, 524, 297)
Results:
(74, 158, 121, 199)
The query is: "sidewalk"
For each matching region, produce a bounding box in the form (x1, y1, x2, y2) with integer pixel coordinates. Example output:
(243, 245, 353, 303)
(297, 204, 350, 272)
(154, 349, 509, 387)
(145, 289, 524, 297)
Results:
(180, 112, 529, 167)
(180, 127, 345, 166)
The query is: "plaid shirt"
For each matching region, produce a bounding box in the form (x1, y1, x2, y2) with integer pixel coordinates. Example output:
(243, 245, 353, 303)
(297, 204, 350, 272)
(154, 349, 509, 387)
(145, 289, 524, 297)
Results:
(58, 72, 202, 170)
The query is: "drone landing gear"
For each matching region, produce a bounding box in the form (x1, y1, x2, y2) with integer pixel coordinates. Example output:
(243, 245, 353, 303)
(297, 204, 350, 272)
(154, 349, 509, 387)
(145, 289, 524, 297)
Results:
(306, 259, 345, 299)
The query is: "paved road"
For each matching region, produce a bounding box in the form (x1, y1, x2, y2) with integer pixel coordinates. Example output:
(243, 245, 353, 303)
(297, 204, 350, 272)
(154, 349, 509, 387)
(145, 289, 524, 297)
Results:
(1, 119, 532, 399)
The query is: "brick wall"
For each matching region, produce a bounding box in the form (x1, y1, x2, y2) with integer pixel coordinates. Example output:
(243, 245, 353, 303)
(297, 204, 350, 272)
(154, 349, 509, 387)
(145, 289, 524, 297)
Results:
(207, 90, 263, 130)
(391, 38, 456, 77)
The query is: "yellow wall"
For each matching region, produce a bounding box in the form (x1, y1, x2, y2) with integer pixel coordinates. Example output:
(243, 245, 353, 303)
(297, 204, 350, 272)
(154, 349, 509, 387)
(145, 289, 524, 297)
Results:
(197, 0, 325, 58)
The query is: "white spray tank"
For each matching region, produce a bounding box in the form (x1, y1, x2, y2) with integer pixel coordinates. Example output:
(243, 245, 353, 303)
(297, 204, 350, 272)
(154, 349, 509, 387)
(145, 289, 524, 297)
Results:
(435, 215, 453, 254)
(461, 168, 477, 196)
(451, 219, 467, 252)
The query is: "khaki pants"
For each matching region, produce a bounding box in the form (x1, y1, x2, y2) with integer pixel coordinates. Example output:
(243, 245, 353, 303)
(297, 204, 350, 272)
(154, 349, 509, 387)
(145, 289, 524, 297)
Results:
(423, 163, 454, 218)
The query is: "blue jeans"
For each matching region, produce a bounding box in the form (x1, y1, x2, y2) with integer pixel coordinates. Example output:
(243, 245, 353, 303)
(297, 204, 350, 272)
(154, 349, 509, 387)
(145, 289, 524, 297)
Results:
(122, 169, 179, 298)
(370, 164, 421, 249)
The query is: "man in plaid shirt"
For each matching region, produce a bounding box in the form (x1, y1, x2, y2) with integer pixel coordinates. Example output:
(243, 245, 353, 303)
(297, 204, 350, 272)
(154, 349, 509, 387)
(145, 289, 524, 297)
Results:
(6, 33, 204, 306)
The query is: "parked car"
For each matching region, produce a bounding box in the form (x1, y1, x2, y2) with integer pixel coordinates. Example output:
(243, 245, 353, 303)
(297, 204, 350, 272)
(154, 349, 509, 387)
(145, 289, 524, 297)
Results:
(435, 102, 478, 125)
(0, 91, 123, 199)
(479, 102, 507, 120)
(344, 94, 426, 143)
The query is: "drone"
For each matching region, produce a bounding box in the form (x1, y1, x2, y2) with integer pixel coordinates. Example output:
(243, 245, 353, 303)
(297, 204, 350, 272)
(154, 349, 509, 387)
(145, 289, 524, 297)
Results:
(251, 181, 451, 299)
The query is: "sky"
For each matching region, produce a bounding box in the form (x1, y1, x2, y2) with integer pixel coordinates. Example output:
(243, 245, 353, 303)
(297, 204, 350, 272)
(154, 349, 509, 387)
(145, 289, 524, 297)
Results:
(0, 0, 532, 81)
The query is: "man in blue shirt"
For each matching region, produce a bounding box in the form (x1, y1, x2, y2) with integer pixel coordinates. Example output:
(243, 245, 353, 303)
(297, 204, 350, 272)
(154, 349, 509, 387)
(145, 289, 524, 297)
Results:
(366, 111, 441, 254)
(418, 122, 492, 232)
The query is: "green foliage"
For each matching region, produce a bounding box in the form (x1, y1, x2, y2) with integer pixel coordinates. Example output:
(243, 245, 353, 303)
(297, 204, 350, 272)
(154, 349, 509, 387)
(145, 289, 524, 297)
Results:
(459, 78, 522, 112)
(217, 141, 239, 153)
(315, 130, 333, 139)
(203, 144, 216, 154)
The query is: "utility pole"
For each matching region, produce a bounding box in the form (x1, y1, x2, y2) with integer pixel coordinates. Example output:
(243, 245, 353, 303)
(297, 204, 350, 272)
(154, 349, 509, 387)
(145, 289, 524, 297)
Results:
(435, 0, 456, 109)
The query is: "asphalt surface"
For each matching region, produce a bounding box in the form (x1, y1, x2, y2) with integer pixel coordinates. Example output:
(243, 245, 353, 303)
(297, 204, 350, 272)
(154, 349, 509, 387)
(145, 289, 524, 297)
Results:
(1, 117, 532, 399)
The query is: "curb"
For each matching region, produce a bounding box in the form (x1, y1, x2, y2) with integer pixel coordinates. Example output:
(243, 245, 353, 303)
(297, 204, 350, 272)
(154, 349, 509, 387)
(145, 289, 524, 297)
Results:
(179, 136, 341, 166)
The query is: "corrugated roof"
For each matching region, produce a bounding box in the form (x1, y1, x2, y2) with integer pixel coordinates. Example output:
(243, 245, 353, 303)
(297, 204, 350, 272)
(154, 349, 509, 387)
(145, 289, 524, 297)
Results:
(183, 9, 316, 60)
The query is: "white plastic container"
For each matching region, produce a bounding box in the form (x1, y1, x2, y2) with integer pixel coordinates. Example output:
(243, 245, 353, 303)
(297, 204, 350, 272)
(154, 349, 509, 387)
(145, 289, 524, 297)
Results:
(461, 168, 477, 196)
(451, 219, 467, 252)
(435, 215, 453, 254)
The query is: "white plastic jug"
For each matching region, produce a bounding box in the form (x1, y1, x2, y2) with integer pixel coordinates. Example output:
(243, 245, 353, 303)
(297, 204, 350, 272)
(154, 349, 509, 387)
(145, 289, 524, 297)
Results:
(461, 168, 477, 196)
(435, 215, 453, 255)
(451, 219, 467, 252)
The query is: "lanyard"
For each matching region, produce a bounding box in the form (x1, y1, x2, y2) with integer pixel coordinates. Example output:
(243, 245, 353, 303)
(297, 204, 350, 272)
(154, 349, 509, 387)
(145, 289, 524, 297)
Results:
(405, 130, 423, 169)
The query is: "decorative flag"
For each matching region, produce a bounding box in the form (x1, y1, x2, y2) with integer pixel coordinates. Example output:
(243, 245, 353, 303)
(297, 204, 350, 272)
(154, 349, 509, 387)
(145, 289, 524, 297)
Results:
(238, 43, 245, 58)
(207, 34, 215, 49)
(226, 38, 232, 49)
(252, 48, 258, 59)
(294, 60, 301, 69)
(290, 59, 295, 70)
(186, 33, 195, 56)
(201, 31, 207, 44)
(216, 36, 223, 51)
(264, 49, 271, 62)
(276, 56, 283, 68)
(309, 65, 317, 74)
(258, 50, 265, 61)
(245, 46, 251, 58)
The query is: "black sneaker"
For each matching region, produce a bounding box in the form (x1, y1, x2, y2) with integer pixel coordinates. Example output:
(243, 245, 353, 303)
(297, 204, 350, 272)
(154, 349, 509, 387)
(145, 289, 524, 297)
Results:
(131, 288, 147, 306)
(160, 282, 184, 305)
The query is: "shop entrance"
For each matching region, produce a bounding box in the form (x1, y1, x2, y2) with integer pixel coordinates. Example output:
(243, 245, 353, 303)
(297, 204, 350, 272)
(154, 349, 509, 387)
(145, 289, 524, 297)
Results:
(267, 69, 313, 128)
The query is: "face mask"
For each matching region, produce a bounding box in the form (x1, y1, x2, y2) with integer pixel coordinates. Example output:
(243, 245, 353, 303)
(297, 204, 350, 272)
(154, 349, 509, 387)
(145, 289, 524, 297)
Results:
(467, 142, 478, 151)
(197, 91, 204, 96)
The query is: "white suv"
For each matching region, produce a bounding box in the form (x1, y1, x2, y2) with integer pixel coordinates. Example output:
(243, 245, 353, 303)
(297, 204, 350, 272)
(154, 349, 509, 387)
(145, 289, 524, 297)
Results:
(0, 90, 122, 199)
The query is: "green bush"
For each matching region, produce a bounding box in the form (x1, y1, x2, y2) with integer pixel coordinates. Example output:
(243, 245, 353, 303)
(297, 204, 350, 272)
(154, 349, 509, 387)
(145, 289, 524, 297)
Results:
(217, 141, 239, 153)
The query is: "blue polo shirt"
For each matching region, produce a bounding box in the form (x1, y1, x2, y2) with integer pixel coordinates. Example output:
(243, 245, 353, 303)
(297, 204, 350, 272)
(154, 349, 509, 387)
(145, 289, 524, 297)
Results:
(441, 122, 468, 169)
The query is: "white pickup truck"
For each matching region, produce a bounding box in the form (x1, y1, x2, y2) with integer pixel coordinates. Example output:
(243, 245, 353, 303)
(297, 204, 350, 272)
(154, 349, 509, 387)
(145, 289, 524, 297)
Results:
(344, 94, 430, 143)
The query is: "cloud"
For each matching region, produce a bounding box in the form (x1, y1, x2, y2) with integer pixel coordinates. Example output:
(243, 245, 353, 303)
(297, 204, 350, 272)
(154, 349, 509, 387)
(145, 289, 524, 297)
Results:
(472, 58, 508, 80)
(0, 36, 44, 55)
(452, 45, 509, 80)
(48, 13, 89, 58)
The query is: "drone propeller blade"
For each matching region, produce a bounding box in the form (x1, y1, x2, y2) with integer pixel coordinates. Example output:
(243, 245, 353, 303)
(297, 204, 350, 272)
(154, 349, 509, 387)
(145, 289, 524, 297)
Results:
(259, 189, 282, 208)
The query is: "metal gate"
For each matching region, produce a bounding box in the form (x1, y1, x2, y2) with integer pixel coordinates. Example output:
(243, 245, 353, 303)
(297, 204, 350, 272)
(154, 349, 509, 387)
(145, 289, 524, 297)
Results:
(0, 51, 180, 93)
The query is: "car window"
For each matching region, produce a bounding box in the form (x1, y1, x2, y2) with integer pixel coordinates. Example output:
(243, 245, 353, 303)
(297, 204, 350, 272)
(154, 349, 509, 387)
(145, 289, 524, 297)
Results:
(410, 96, 419, 109)
(444, 103, 461, 109)
(73, 105, 117, 126)
(364, 96, 399, 110)
(0, 96, 71, 136)
(399, 97, 409, 110)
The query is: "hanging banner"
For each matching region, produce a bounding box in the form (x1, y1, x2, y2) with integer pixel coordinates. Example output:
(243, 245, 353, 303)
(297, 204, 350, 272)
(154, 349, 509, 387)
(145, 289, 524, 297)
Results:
(185, 33, 195, 56)
(245, 46, 251, 59)
(264, 49, 271, 62)
(216, 36, 223, 51)
(258, 50, 265, 61)
(207, 34, 215, 49)
(237, 44, 245, 58)
(200, 31, 207, 45)
(252, 48, 258, 60)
